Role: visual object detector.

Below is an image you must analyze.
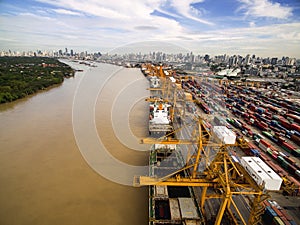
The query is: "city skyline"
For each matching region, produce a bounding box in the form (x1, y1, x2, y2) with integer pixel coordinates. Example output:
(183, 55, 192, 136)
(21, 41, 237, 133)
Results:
(1, 0, 300, 58)
(2, 48, 299, 62)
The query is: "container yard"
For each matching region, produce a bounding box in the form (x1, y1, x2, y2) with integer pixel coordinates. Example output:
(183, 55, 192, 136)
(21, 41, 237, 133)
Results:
(134, 63, 300, 225)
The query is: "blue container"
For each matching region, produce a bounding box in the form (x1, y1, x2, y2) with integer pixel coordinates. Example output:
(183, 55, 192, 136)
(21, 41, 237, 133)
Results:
(265, 206, 277, 217)
(271, 120, 279, 126)
(257, 107, 265, 114)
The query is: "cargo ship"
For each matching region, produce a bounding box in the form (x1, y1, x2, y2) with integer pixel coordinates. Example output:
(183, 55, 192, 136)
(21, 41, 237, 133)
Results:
(148, 144, 204, 225)
(145, 71, 205, 225)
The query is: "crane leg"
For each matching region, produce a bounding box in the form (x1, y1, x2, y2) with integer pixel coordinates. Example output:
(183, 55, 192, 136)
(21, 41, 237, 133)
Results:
(214, 196, 229, 225)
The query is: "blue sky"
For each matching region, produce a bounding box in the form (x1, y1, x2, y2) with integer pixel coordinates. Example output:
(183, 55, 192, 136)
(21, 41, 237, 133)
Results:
(0, 0, 300, 57)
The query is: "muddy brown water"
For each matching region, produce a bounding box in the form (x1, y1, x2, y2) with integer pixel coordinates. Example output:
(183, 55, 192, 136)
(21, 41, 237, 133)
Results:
(0, 60, 149, 225)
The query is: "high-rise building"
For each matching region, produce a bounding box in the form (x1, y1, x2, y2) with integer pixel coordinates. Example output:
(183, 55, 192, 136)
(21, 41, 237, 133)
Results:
(287, 58, 296, 66)
(245, 54, 250, 65)
(271, 58, 277, 65)
(204, 54, 210, 62)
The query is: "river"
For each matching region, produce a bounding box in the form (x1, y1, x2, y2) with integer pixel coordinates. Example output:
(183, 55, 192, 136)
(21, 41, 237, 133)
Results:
(0, 60, 149, 225)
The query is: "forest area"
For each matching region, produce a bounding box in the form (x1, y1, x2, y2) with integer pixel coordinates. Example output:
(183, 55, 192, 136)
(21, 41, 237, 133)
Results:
(0, 57, 74, 103)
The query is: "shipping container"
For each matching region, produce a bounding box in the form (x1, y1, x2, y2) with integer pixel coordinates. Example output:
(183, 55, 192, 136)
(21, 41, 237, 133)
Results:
(241, 156, 282, 190)
(273, 216, 285, 225)
(263, 200, 271, 207)
(253, 133, 265, 141)
(285, 156, 296, 165)
(256, 120, 270, 131)
(286, 114, 300, 124)
(260, 138, 271, 147)
(259, 152, 269, 162)
(280, 209, 293, 221)
(262, 131, 278, 143)
(212, 126, 236, 144)
(178, 198, 200, 220)
(290, 123, 300, 133)
(290, 134, 300, 146)
(278, 118, 291, 130)
(257, 107, 266, 114)
(287, 164, 297, 175)
(169, 198, 181, 221)
(281, 142, 300, 157)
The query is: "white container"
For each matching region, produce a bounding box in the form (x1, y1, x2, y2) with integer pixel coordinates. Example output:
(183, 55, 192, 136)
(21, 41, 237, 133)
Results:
(169, 198, 181, 221)
(241, 156, 282, 191)
(178, 198, 200, 219)
(154, 185, 168, 198)
(212, 126, 236, 144)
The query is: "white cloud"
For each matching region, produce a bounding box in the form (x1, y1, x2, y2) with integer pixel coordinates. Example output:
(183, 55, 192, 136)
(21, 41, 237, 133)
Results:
(0, 2, 185, 51)
(29, 0, 186, 44)
(181, 22, 300, 57)
(170, 0, 214, 25)
(249, 21, 255, 27)
(237, 0, 293, 19)
(34, 0, 214, 25)
(34, 0, 163, 19)
(1, 0, 299, 58)
(35, 0, 131, 19)
(52, 8, 82, 16)
(155, 8, 182, 19)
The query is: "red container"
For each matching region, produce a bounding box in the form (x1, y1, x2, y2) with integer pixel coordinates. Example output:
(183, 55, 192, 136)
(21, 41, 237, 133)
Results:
(272, 206, 283, 217)
(248, 142, 258, 149)
(273, 164, 284, 174)
(277, 136, 286, 144)
(266, 161, 282, 173)
(290, 123, 300, 133)
(249, 105, 256, 112)
(256, 121, 269, 131)
(260, 139, 271, 147)
(260, 152, 270, 162)
(282, 142, 297, 152)
(279, 118, 291, 130)
(280, 209, 292, 221)
(264, 200, 271, 207)
(286, 114, 300, 124)
(269, 145, 278, 152)
(285, 157, 296, 165)
(290, 134, 300, 146)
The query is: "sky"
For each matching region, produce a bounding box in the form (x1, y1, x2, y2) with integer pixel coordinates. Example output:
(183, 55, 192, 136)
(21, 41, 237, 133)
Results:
(0, 0, 300, 58)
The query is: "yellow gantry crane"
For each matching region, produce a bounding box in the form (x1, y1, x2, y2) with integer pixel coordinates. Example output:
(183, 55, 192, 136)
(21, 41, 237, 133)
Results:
(134, 76, 269, 225)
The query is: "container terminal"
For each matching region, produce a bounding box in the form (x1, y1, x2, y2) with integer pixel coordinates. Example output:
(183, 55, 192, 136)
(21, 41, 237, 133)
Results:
(133, 63, 300, 225)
